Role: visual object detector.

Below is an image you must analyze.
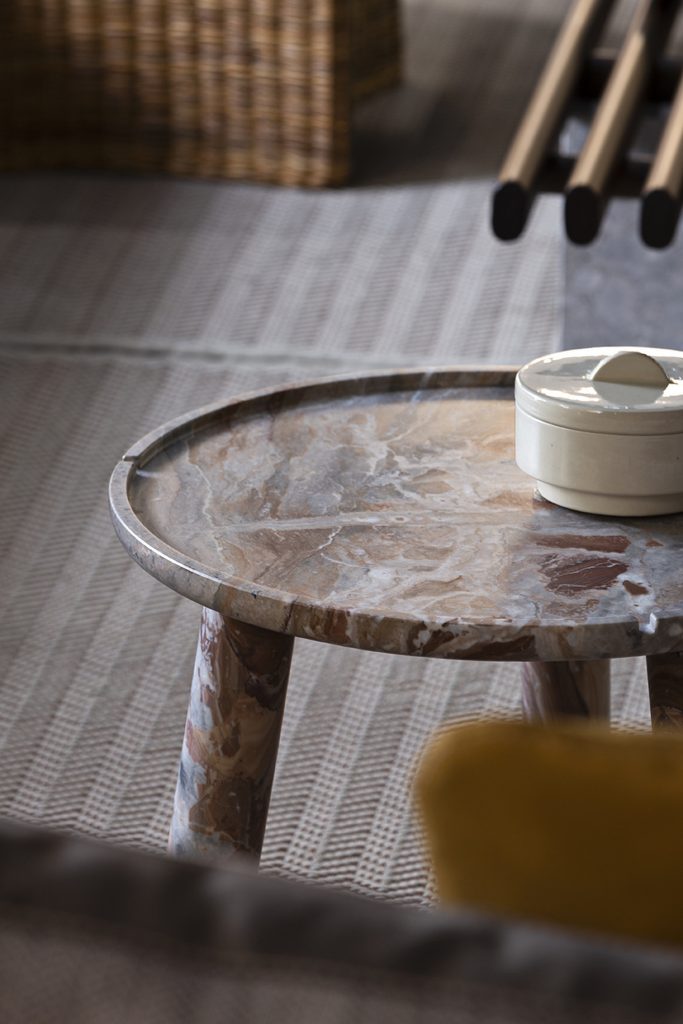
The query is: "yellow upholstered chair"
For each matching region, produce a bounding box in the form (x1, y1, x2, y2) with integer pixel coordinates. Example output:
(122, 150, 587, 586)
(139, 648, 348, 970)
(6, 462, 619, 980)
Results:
(417, 720, 683, 950)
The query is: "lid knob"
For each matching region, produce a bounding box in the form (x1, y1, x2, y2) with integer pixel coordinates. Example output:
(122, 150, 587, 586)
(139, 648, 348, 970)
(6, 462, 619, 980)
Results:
(591, 351, 671, 387)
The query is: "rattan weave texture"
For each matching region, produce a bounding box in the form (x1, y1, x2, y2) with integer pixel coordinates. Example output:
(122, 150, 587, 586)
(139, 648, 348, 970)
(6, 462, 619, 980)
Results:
(0, 0, 401, 186)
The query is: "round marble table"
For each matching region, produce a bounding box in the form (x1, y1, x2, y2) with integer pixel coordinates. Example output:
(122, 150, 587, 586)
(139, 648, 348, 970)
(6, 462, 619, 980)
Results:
(109, 368, 683, 860)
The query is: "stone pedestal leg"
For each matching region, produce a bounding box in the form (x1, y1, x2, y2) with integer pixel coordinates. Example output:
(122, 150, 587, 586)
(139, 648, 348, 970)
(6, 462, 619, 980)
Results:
(522, 660, 611, 722)
(646, 652, 683, 729)
(169, 608, 294, 860)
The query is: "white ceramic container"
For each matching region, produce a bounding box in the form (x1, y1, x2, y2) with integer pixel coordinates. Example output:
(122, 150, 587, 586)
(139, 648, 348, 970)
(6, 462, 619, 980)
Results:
(515, 347, 683, 516)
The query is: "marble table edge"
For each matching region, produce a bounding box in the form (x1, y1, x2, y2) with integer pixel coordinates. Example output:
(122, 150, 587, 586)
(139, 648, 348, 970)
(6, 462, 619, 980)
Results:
(109, 469, 683, 663)
(120, 365, 520, 464)
(109, 366, 683, 664)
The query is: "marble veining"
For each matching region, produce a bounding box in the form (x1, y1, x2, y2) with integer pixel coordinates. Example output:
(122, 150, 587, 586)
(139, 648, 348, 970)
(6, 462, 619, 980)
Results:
(169, 609, 293, 858)
(109, 369, 683, 661)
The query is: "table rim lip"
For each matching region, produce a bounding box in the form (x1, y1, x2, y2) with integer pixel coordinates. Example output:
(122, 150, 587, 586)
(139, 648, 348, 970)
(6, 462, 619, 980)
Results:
(117, 364, 519, 465)
(108, 364, 683, 661)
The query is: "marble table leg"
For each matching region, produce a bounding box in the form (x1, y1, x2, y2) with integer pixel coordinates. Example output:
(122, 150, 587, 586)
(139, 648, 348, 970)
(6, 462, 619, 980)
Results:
(169, 608, 294, 860)
(522, 660, 611, 722)
(646, 652, 683, 729)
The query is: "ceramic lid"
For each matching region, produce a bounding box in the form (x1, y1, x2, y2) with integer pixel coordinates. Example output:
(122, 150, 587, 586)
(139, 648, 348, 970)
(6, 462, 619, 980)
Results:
(516, 346, 683, 435)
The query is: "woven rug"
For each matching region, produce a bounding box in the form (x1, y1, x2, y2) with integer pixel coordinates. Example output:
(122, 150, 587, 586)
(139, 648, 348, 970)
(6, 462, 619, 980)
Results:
(0, 0, 650, 906)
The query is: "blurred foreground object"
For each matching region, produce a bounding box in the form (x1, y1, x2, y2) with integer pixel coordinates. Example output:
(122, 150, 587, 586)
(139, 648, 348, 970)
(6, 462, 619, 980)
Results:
(0, 0, 401, 187)
(3, 817, 683, 1022)
(493, 0, 683, 247)
(417, 719, 683, 948)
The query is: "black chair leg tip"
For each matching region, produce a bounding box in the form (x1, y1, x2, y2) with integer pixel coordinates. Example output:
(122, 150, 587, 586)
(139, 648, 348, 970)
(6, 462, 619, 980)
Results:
(565, 186, 603, 245)
(641, 190, 679, 249)
(492, 182, 530, 241)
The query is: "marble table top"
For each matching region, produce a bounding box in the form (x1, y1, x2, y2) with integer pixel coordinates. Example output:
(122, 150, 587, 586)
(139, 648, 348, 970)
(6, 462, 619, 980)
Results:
(109, 369, 683, 662)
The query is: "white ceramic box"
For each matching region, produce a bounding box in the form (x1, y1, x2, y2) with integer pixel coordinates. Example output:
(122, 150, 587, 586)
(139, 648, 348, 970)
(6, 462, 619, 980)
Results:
(515, 347, 683, 516)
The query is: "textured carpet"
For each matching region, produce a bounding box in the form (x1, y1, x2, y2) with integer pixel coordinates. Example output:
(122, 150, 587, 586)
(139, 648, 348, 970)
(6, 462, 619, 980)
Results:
(0, 174, 561, 370)
(0, 0, 651, 906)
(564, 197, 683, 352)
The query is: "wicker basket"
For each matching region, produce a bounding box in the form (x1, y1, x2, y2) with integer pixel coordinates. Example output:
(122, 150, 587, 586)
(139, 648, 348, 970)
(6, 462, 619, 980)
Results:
(0, 1, 401, 187)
